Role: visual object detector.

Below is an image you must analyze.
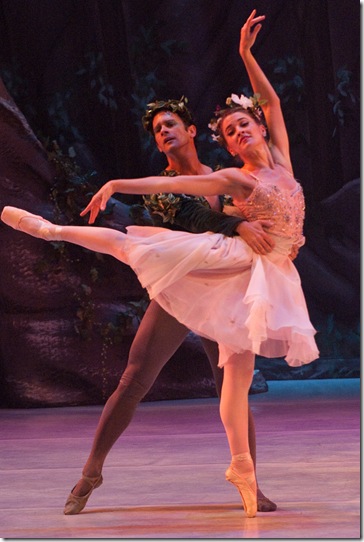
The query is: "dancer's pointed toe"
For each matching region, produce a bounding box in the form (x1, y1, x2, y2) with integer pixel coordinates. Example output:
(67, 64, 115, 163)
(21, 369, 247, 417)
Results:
(64, 474, 103, 515)
(1, 206, 36, 230)
(1, 206, 59, 240)
(225, 453, 257, 518)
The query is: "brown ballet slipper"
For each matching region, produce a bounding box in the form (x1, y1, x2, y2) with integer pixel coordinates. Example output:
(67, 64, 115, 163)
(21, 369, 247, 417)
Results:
(64, 474, 103, 515)
(257, 492, 277, 512)
(225, 452, 257, 518)
(1, 206, 61, 240)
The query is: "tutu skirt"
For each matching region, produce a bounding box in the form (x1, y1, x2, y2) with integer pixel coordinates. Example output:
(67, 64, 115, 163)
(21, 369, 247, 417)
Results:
(123, 226, 319, 367)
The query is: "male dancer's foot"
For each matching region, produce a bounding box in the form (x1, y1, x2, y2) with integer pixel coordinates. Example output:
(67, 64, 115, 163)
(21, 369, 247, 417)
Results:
(257, 487, 277, 512)
(64, 473, 103, 515)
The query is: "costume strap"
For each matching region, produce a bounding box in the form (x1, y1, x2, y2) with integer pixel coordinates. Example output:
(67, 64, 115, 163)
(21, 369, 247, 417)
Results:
(245, 171, 260, 183)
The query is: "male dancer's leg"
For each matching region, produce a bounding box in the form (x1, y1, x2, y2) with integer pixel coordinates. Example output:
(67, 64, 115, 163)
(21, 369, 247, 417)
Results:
(70, 300, 190, 497)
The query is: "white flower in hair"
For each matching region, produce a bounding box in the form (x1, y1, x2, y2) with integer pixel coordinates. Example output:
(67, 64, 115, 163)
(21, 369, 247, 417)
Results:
(229, 93, 254, 109)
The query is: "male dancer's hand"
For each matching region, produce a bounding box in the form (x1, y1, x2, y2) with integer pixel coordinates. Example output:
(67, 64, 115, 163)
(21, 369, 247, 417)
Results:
(235, 220, 275, 255)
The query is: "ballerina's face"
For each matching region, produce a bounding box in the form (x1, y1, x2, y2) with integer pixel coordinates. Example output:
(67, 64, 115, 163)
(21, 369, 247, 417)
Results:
(221, 111, 266, 158)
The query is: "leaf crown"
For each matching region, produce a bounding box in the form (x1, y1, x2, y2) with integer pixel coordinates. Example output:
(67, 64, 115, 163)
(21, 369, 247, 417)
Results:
(142, 96, 194, 134)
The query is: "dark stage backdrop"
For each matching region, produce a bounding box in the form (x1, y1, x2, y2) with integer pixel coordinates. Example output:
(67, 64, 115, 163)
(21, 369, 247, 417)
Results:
(0, 0, 360, 407)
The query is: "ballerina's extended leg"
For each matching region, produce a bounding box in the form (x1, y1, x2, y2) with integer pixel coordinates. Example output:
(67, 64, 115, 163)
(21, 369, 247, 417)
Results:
(1, 206, 128, 262)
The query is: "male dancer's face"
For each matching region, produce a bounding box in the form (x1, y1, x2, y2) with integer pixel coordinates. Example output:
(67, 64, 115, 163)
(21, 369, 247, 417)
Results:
(152, 111, 196, 156)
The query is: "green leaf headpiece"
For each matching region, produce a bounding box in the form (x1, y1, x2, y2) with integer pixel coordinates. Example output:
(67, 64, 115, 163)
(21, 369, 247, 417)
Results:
(142, 96, 194, 134)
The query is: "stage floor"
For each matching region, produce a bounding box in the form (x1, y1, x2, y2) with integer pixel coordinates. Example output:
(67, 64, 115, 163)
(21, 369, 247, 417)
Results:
(0, 378, 360, 539)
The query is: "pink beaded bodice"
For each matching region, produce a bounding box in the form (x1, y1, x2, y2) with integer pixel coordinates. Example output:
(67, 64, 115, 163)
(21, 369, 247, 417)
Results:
(233, 177, 306, 246)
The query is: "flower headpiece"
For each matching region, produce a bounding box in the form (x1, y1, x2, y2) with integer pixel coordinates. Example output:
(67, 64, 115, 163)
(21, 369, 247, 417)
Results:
(142, 96, 194, 134)
(208, 92, 266, 145)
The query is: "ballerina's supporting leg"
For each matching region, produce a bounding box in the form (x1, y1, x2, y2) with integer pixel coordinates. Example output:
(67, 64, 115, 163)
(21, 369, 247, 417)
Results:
(219, 348, 257, 518)
(204, 338, 276, 513)
(1, 206, 129, 264)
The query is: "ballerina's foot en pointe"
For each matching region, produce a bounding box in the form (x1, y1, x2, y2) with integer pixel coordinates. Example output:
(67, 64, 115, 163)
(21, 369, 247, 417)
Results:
(225, 452, 258, 518)
(1, 206, 62, 240)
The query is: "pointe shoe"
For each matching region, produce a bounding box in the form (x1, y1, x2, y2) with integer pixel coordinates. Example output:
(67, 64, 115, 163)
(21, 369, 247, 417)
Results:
(1, 206, 60, 241)
(225, 453, 257, 518)
(64, 474, 103, 515)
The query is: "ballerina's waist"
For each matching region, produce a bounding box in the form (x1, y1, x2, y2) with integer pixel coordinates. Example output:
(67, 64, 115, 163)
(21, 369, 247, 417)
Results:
(267, 232, 304, 256)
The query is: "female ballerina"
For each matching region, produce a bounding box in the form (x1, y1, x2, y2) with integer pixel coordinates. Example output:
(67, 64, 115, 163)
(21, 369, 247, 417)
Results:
(1, 10, 319, 517)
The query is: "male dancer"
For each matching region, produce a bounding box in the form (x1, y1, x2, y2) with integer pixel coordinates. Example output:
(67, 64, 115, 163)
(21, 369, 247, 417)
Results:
(63, 98, 277, 514)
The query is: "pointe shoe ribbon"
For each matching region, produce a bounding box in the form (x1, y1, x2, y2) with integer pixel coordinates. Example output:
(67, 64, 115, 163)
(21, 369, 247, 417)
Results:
(225, 454, 257, 518)
(1, 206, 59, 240)
(64, 474, 103, 515)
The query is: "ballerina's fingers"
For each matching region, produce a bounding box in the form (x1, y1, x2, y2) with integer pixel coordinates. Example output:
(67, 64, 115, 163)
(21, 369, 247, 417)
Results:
(240, 11, 265, 52)
(245, 10, 265, 35)
(247, 8, 266, 27)
(80, 197, 101, 224)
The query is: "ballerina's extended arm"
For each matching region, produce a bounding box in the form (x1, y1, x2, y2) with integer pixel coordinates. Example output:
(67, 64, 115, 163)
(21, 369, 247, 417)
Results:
(81, 168, 256, 224)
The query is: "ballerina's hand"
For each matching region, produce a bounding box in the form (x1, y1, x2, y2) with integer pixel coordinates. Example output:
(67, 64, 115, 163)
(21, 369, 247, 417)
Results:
(239, 9, 265, 56)
(80, 183, 114, 224)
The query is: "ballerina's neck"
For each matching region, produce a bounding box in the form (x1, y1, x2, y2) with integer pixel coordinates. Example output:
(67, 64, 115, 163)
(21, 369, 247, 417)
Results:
(242, 161, 289, 181)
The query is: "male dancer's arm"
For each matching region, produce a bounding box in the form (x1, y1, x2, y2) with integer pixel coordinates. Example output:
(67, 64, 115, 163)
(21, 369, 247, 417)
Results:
(144, 192, 245, 236)
(143, 191, 276, 257)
